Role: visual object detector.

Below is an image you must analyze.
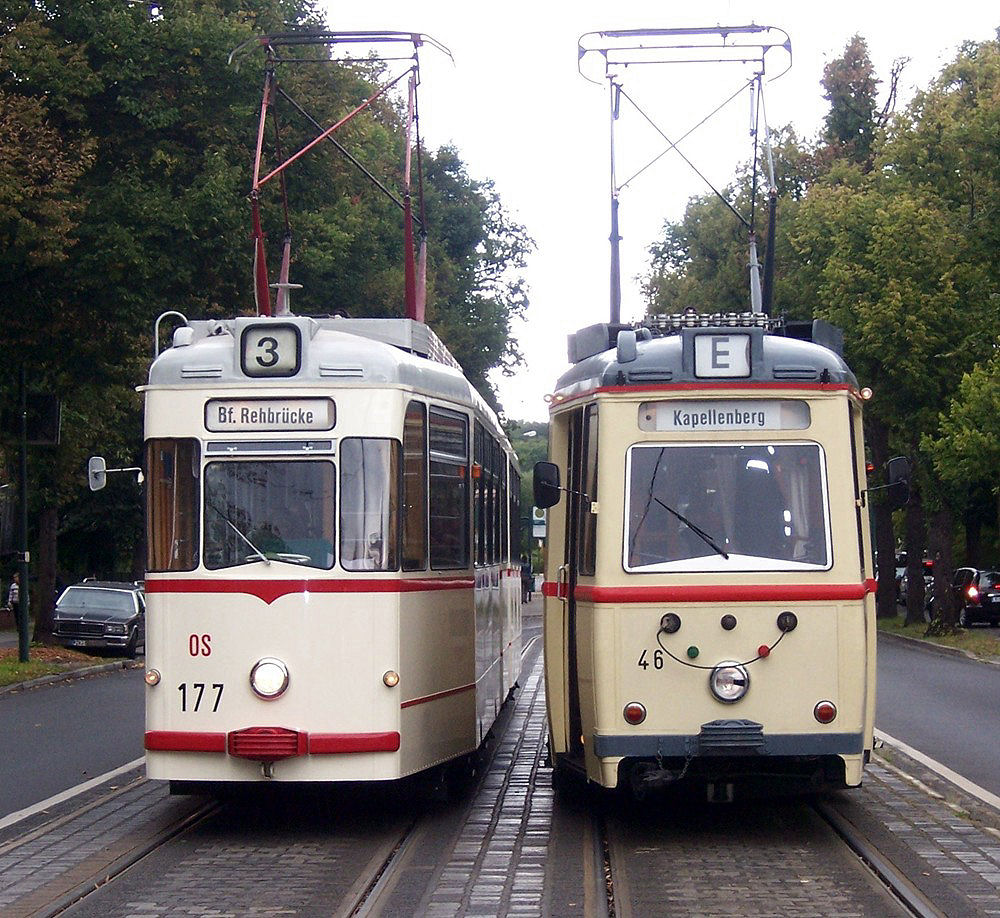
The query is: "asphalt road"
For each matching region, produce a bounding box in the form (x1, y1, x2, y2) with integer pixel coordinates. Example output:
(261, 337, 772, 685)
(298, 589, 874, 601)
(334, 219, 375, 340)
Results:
(876, 632, 1000, 797)
(0, 666, 145, 818)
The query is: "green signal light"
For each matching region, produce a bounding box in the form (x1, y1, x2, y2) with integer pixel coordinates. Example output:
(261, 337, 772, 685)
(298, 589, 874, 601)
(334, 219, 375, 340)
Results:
(686, 645, 699, 659)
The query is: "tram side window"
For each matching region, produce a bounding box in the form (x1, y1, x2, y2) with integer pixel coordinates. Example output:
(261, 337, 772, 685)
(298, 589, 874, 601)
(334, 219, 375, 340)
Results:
(500, 448, 509, 564)
(340, 439, 401, 571)
(430, 409, 470, 569)
(146, 439, 200, 572)
(402, 402, 428, 571)
(509, 464, 521, 560)
(474, 423, 485, 565)
(579, 405, 599, 576)
(485, 435, 496, 564)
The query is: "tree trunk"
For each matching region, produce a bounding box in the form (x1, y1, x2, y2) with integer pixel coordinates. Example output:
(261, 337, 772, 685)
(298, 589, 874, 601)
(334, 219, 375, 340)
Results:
(31, 504, 58, 644)
(964, 504, 982, 568)
(926, 507, 957, 634)
(868, 419, 897, 618)
(903, 489, 927, 626)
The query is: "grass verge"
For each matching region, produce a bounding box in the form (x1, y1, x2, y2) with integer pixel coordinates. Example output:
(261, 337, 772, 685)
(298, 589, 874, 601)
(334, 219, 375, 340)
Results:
(0, 645, 105, 688)
(877, 614, 1000, 661)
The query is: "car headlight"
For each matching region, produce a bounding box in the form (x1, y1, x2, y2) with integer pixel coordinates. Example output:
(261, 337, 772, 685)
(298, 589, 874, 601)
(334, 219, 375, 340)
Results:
(105, 623, 128, 635)
(250, 657, 289, 699)
(709, 661, 750, 703)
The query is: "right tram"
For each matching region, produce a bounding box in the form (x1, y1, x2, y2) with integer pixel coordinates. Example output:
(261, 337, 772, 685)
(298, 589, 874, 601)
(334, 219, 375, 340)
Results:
(536, 313, 907, 797)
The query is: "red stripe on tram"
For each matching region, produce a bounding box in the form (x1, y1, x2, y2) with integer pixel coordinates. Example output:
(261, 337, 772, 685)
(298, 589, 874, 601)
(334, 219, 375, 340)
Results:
(145, 731, 227, 753)
(145, 730, 401, 755)
(144, 577, 475, 605)
(400, 682, 475, 709)
(550, 380, 856, 407)
(308, 732, 400, 754)
(544, 581, 875, 603)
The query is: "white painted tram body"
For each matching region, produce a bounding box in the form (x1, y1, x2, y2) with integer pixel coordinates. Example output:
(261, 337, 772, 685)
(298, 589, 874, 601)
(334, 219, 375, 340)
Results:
(537, 316, 901, 796)
(141, 315, 522, 788)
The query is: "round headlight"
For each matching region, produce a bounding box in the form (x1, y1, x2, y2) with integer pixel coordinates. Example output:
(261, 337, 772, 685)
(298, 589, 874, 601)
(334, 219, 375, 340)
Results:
(709, 661, 750, 703)
(250, 657, 289, 699)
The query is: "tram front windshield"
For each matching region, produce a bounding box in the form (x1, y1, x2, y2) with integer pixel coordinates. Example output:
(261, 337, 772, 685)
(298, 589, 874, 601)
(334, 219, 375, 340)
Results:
(625, 443, 831, 573)
(204, 461, 336, 570)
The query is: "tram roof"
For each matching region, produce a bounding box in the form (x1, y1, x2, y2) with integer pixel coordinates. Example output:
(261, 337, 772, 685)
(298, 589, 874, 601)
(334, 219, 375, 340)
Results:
(146, 315, 499, 425)
(555, 315, 858, 397)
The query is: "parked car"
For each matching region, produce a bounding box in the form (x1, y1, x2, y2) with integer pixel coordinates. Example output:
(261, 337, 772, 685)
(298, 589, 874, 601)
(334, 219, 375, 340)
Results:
(949, 567, 1000, 628)
(51, 581, 145, 657)
(898, 558, 933, 609)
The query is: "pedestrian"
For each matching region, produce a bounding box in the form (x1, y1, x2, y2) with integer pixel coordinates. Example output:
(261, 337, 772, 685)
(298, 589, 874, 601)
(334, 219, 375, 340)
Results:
(8, 572, 20, 638)
(520, 555, 533, 603)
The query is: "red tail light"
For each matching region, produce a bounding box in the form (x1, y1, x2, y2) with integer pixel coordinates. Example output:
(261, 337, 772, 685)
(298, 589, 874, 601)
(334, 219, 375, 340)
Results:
(967, 585, 980, 603)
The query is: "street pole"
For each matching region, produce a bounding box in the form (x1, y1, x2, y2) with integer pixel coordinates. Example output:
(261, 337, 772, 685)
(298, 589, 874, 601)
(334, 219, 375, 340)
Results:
(18, 364, 30, 663)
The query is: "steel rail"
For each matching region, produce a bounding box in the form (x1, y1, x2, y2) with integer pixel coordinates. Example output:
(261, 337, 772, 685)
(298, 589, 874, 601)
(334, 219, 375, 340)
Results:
(814, 798, 946, 918)
(38, 793, 219, 918)
(342, 818, 422, 918)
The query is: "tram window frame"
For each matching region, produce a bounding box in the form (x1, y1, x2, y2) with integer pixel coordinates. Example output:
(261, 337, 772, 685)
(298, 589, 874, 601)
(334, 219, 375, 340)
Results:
(623, 440, 833, 573)
(500, 449, 509, 564)
(402, 401, 428, 571)
(340, 438, 402, 572)
(485, 434, 496, 565)
(203, 458, 336, 570)
(146, 438, 201, 572)
(578, 404, 599, 576)
(509, 463, 521, 560)
(474, 422, 485, 566)
(429, 408, 470, 570)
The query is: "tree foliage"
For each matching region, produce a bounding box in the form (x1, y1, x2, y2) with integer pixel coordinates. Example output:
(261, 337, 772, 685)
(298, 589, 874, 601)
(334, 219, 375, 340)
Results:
(0, 0, 532, 605)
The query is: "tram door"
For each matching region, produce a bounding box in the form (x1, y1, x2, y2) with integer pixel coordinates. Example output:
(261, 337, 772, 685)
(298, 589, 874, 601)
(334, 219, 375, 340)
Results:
(564, 409, 585, 760)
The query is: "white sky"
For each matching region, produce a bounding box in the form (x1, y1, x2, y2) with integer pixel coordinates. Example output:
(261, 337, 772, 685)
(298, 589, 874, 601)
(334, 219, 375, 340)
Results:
(323, 2, 999, 422)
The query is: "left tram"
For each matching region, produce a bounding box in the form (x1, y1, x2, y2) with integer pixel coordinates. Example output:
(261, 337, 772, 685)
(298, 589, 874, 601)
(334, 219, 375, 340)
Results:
(140, 315, 522, 789)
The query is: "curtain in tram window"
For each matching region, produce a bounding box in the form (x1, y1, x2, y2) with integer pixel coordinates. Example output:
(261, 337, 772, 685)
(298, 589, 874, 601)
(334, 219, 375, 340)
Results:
(340, 439, 400, 571)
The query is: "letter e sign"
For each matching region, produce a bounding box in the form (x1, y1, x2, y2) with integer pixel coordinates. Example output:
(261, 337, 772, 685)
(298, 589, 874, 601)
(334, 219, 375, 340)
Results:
(694, 334, 751, 378)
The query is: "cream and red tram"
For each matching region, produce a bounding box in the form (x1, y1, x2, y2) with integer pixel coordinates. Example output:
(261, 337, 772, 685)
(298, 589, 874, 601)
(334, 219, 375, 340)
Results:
(536, 314, 900, 796)
(141, 315, 522, 788)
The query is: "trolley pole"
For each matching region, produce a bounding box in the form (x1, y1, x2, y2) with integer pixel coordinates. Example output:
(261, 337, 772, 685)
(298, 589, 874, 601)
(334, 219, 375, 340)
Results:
(17, 364, 30, 663)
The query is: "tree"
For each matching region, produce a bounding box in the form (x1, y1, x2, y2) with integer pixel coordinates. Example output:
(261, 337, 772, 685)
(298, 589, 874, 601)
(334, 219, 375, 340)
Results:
(0, 0, 533, 634)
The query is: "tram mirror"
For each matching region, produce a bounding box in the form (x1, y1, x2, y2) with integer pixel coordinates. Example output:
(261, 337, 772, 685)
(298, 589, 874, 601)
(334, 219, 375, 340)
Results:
(87, 456, 107, 492)
(885, 456, 911, 509)
(533, 461, 562, 509)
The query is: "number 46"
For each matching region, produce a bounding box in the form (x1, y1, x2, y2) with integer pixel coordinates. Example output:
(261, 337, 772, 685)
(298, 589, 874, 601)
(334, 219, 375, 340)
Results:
(637, 649, 664, 670)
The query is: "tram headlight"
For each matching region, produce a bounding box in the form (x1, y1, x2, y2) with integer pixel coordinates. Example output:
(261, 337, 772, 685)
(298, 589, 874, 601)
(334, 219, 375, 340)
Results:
(709, 661, 750, 704)
(250, 657, 290, 699)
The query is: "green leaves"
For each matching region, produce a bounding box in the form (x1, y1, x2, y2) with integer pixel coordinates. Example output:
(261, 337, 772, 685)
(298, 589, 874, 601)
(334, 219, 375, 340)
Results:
(0, 0, 531, 575)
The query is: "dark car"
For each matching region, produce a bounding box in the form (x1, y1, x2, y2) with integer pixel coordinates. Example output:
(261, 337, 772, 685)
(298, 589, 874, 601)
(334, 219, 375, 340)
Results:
(51, 581, 145, 657)
(951, 567, 1000, 628)
(898, 558, 933, 609)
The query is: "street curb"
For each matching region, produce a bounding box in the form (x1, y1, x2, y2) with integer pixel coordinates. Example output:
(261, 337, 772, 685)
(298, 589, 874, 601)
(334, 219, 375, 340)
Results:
(0, 659, 142, 695)
(878, 628, 1000, 667)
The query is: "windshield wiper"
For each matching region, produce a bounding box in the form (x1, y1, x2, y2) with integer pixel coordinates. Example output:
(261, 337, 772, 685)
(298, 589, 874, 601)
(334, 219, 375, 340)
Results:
(207, 502, 271, 565)
(654, 497, 730, 560)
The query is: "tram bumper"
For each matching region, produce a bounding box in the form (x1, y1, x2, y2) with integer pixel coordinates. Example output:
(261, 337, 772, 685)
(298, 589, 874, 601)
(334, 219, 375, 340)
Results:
(595, 719, 865, 793)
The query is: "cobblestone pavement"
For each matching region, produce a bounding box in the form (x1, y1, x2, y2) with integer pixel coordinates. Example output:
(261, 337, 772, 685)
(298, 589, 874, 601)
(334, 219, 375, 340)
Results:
(829, 753, 1000, 916)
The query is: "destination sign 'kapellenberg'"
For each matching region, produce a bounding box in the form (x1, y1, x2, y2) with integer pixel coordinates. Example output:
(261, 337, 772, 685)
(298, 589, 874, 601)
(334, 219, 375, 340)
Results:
(205, 398, 335, 432)
(640, 399, 810, 432)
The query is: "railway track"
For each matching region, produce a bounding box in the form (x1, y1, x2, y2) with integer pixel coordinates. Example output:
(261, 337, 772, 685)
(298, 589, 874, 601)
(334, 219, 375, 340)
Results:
(591, 790, 947, 918)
